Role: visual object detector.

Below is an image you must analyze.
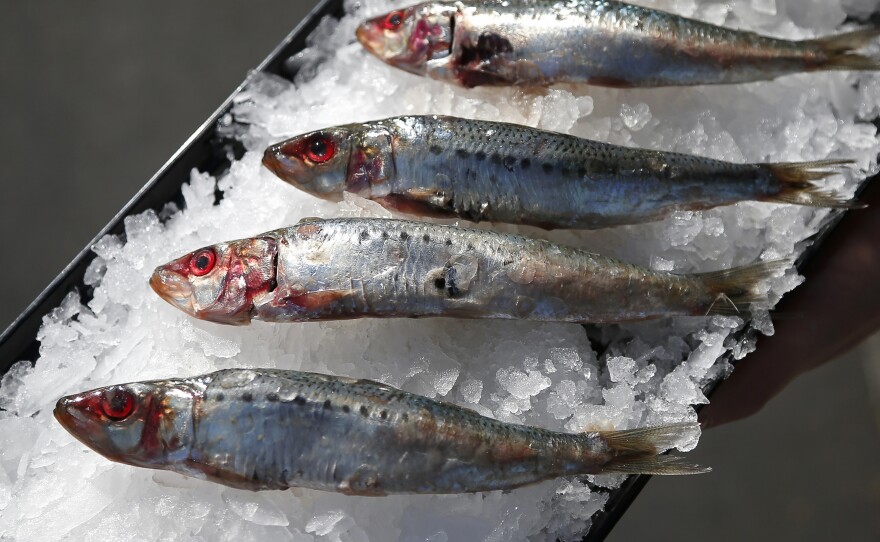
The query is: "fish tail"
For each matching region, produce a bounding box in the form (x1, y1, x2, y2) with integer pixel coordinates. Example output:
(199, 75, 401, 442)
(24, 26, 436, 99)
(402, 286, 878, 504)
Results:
(698, 260, 789, 316)
(598, 423, 710, 476)
(806, 27, 880, 71)
(761, 160, 865, 209)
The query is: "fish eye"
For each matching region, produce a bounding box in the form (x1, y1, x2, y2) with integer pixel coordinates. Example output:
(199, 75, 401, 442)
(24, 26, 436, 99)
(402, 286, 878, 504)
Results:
(305, 135, 336, 164)
(189, 249, 216, 276)
(382, 11, 404, 30)
(102, 389, 135, 421)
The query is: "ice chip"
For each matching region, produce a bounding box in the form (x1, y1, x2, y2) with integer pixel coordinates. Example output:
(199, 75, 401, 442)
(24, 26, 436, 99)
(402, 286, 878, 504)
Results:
(460, 379, 483, 403)
(686, 331, 729, 372)
(710, 315, 744, 329)
(181, 324, 242, 359)
(750, 307, 775, 335)
(703, 215, 725, 237)
(83, 257, 107, 287)
(124, 210, 161, 241)
(602, 384, 636, 411)
(5, 0, 878, 538)
(339, 191, 394, 218)
(661, 366, 708, 405)
(550, 347, 584, 372)
(651, 256, 675, 272)
(222, 490, 290, 526)
(433, 367, 460, 396)
(699, 3, 730, 24)
(750, 0, 776, 15)
(576, 95, 595, 117)
(91, 234, 124, 261)
(0, 361, 31, 413)
(606, 356, 637, 384)
(306, 510, 347, 536)
(620, 102, 652, 131)
(497, 368, 552, 400)
(665, 211, 704, 247)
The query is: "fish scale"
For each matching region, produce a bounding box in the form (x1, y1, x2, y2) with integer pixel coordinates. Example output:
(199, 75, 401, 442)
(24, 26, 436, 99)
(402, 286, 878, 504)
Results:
(150, 217, 785, 326)
(263, 115, 859, 230)
(54, 369, 709, 494)
(355, 1, 878, 88)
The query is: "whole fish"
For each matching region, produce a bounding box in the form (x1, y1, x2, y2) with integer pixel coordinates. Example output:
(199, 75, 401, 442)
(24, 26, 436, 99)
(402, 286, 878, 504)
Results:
(149, 217, 781, 325)
(355, 0, 879, 88)
(54, 368, 707, 493)
(262, 115, 859, 229)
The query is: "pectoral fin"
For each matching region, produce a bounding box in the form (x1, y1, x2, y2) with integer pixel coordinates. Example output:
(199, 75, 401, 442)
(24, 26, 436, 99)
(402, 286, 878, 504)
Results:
(374, 188, 455, 218)
(277, 288, 356, 311)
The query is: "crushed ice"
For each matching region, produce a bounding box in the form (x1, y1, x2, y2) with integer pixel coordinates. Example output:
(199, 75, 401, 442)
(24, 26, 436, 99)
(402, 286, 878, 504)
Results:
(2, 0, 879, 540)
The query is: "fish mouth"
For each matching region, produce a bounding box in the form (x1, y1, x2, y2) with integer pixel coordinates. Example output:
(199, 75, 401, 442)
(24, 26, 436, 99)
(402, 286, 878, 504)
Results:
(262, 144, 288, 181)
(150, 267, 196, 316)
(53, 397, 75, 431)
(355, 23, 374, 54)
(355, 22, 390, 62)
(150, 264, 255, 326)
(356, 13, 453, 69)
(54, 395, 96, 443)
(54, 394, 125, 461)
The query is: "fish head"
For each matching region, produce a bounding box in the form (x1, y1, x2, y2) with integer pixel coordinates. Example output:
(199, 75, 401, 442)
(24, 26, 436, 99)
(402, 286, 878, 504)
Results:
(263, 127, 355, 199)
(356, 3, 455, 75)
(54, 379, 200, 468)
(264, 124, 396, 199)
(149, 236, 278, 325)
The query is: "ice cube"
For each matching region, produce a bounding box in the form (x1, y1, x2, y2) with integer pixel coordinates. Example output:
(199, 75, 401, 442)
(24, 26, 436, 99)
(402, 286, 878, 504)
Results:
(751, 0, 776, 15)
(620, 102, 652, 131)
(460, 379, 483, 403)
(306, 510, 347, 537)
(5, 0, 878, 539)
(222, 490, 290, 527)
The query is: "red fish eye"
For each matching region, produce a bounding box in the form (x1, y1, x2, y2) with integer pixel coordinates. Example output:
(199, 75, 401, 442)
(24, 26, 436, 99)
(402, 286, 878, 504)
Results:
(189, 249, 216, 276)
(382, 11, 404, 30)
(306, 135, 336, 164)
(102, 389, 135, 421)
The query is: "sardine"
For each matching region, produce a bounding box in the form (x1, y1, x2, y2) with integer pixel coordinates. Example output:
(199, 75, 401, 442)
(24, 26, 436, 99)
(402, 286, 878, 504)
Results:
(262, 115, 859, 229)
(54, 368, 708, 493)
(149, 217, 782, 325)
(356, 1, 879, 88)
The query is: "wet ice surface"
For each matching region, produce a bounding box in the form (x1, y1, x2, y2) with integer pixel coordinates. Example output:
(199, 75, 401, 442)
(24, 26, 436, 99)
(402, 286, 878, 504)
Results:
(2, 0, 880, 540)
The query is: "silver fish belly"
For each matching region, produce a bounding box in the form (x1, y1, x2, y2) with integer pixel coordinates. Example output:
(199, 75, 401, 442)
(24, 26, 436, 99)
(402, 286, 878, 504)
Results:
(171, 217, 781, 326)
(54, 369, 708, 494)
(357, 1, 878, 88)
(262, 116, 857, 230)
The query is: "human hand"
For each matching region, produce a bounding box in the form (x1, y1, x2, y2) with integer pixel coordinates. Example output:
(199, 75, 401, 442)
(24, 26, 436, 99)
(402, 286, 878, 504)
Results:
(700, 174, 880, 428)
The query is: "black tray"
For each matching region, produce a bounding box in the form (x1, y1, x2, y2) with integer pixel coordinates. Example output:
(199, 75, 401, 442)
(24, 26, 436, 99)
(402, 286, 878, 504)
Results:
(0, 0, 872, 539)
(0, 0, 343, 371)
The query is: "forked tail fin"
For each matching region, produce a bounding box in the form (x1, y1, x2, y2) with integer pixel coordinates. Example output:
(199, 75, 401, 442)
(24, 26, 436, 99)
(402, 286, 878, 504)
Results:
(698, 260, 789, 316)
(599, 423, 709, 476)
(805, 27, 880, 71)
(761, 160, 864, 209)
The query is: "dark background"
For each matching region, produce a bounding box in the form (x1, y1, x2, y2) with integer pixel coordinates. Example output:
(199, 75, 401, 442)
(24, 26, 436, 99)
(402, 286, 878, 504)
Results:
(1, 2, 878, 539)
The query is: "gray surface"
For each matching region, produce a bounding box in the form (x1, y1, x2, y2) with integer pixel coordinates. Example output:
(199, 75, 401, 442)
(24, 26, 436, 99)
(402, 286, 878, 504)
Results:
(1, 2, 879, 540)
(610, 334, 880, 541)
(0, 1, 318, 334)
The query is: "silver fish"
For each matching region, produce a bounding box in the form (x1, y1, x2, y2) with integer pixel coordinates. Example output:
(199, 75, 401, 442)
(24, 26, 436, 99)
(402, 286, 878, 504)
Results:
(262, 115, 859, 229)
(149, 217, 782, 325)
(54, 368, 707, 494)
(356, 1, 879, 88)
